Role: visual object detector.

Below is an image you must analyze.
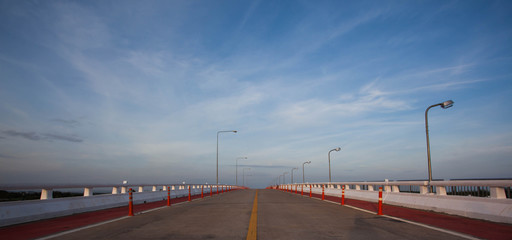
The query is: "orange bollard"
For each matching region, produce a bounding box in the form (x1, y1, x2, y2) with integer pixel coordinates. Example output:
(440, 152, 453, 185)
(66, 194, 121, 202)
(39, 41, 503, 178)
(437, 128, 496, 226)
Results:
(378, 187, 383, 215)
(128, 188, 134, 216)
(295, 185, 298, 194)
(341, 186, 345, 206)
(201, 185, 204, 199)
(309, 184, 312, 198)
(322, 185, 325, 200)
(301, 185, 303, 195)
(216, 185, 219, 195)
(188, 186, 191, 201)
(167, 186, 171, 206)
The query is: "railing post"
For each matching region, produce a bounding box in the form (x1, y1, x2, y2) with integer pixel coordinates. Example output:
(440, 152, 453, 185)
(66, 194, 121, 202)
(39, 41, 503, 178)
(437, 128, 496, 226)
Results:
(322, 185, 325, 200)
(341, 186, 345, 206)
(201, 185, 204, 198)
(310, 184, 312, 198)
(491, 187, 506, 199)
(295, 185, 298, 194)
(420, 181, 429, 194)
(301, 185, 303, 195)
(210, 185, 213, 197)
(436, 186, 447, 195)
(378, 187, 383, 215)
(84, 187, 93, 197)
(188, 185, 191, 201)
(167, 186, 171, 206)
(40, 189, 53, 200)
(128, 188, 134, 216)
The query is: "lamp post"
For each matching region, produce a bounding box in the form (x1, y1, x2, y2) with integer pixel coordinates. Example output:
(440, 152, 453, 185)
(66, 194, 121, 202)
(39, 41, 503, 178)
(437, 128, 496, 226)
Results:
(217, 130, 237, 186)
(328, 147, 341, 182)
(236, 157, 247, 186)
(425, 100, 454, 192)
(302, 161, 311, 183)
(283, 172, 288, 184)
(291, 167, 298, 184)
(242, 168, 251, 186)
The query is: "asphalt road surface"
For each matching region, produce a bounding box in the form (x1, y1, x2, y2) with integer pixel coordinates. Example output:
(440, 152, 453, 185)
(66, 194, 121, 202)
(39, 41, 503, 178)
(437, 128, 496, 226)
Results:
(49, 189, 467, 240)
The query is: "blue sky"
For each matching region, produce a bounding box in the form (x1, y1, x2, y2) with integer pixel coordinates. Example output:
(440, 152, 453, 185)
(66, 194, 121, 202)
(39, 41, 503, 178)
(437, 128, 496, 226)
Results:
(0, 1, 511, 188)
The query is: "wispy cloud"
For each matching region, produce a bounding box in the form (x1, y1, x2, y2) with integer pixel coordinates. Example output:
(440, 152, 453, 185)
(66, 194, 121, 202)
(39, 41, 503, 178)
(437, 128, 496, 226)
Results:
(2, 130, 42, 141)
(1, 130, 83, 143)
(270, 83, 411, 128)
(51, 118, 80, 127)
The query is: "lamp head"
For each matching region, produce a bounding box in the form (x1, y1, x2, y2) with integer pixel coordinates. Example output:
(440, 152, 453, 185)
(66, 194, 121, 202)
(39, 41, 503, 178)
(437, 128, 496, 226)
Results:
(233, 130, 238, 133)
(335, 147, 341, 151)
(441, 100, 454, 109)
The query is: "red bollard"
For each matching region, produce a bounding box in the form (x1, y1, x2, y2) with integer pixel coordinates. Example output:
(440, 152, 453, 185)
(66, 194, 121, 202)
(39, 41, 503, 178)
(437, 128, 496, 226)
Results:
(210, 185, 213, 197)
(295, 185, 298, 194)
(167, 186, 171, 206)
(309, 184, 312, 198)
(188, 186, 191, 201)
(216, 185, 219, 195)
(378, 187, 383, 215)
(301, 185, 303, 195)
(128, 188, 134, 216)
(341, 186, 345, 206)
(201, 185, 204, 199)
(322, 185, 325, 200)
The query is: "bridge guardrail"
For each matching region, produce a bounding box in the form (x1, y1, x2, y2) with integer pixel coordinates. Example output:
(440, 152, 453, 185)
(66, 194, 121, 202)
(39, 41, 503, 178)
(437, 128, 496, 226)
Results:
(275, 180, 512, 224)
(0, 184, 240, 227)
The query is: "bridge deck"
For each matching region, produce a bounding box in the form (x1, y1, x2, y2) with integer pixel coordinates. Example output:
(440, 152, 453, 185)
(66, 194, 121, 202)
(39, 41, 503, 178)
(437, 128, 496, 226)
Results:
(1, 189, 511, 240)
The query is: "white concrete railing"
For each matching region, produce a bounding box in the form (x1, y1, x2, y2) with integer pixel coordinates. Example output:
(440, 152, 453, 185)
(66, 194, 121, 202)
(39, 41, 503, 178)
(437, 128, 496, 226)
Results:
(0, 184, 239, 227)
(277, 180, 512, 224)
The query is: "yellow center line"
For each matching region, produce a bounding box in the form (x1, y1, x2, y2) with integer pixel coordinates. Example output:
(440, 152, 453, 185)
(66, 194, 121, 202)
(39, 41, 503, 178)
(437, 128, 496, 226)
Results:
(246, 190, 258, 240)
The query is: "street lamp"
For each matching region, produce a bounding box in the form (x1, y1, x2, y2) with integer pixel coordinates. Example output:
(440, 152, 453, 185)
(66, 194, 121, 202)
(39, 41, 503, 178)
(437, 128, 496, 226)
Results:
(243, 168, 251, 186)
(217, 130, 237, 185)
(328, 147, 341, 182)
(425, 100, 454, 192)
(291, 167, 298, 184)
(283, 172, 288, 184)
(302, 161, 311, 183)
(236, 157, 247, 186)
